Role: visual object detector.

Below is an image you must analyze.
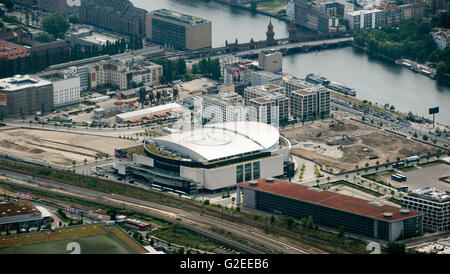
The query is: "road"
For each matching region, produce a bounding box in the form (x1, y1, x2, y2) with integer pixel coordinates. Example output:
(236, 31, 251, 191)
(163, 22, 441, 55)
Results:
(0, 168, 312, 254)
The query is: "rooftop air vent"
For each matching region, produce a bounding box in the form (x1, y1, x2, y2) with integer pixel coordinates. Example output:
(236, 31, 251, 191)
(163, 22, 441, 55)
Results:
(400, 209, 410, 215)
(265, 178, 275, 183)
(249, 181, 259, 187)
(383, 212, 393, 218)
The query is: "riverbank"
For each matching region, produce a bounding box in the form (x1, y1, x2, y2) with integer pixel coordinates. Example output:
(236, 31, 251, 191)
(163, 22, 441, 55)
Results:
(213, 0, 289, 22)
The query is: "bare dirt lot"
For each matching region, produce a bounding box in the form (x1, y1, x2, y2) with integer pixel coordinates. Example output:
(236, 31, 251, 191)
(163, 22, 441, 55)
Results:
(0, 127, 136, 166)
(282, 118, 439, 172)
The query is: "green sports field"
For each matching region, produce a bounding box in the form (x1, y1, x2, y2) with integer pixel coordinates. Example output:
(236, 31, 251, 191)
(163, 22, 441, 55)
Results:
(0, 224, 145, 254)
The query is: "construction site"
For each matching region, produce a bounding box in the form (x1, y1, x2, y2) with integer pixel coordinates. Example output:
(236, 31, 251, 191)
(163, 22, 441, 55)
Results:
(0, 126, 136, 166)
(282, 118, 439, 173)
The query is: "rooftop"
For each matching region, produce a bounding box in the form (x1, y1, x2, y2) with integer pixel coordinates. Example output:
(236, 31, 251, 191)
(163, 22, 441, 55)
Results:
(151, 9, 209, 25)
(116, 103, 183, 120)
(154, 121, 280, 162)
(239, 178, 422, 222)
(409, 187, 450, 202)
(0, 201, 40, 219)
(0, 75, 52, 92)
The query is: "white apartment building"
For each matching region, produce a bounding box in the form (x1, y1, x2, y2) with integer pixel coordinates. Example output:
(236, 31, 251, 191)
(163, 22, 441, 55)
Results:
(52, 76, 81, 107)
(290, 85, 330, 121)
(244, 84, 289, 125)
(202, 92, 246, 124)
(402, 187, 450, 232)
(345, 9, 385, 30)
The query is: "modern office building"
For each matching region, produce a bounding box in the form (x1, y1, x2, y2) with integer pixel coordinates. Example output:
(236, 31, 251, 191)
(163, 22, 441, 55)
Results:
(202, 92, 246, 124)
(145, 9, 212, 50)
(251, 70, 283, 86)
(402, 187, 450, 232)
(0, 74, 53, 117)
(114, 121, 291, 193)
(290, 85, 330, 121)
(237, 178, 423, 241)
(284, 77, 312, 100)
(244, 84, 289, 125)
(294, 0, 344, 32)
(345, 9, 385, 30)
(258, 49, 282, 73)
(37, 71, 81, 107)
(80, 0, 147, 37)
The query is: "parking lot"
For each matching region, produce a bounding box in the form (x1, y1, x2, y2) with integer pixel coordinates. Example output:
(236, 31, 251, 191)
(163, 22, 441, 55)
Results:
(398, 163, 450, 191)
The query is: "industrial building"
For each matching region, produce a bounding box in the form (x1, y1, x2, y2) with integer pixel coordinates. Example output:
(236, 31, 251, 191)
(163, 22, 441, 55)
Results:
(114, 121, 291, 193)
(0, 201, 48, 232)
(115, 103, 183, 123)
(145, 9, 212, 50)
(402, 187, 450, 232)
(0, 75, 53, 117)
(237, 178, 423, 241)
(202, 92, 246, 124)
(80, 0, 147, 37)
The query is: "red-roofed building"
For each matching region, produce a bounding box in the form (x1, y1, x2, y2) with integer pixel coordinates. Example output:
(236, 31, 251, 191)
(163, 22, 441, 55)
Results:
(0, 40, 30, 61)
(237, 178, 423, 241)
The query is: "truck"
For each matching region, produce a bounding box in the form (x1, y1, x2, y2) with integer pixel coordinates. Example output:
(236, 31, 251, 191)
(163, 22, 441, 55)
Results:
(406, 156, 420, 163)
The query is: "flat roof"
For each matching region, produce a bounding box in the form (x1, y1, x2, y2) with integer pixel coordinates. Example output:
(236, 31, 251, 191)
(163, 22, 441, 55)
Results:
(0, 75, 52, 92)
(116, 103, 183, 120)
(0, 201, 40, 218)
(151, 8, 209, 25)
(239, 179, 422, 222)
(155, 121, 280, 162)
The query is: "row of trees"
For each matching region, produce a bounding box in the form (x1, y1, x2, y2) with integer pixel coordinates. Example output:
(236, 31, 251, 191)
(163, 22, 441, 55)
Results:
(154, 58, 188, 84)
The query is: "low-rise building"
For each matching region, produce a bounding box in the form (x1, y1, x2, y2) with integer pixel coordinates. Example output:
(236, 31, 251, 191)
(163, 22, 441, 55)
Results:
(402, 187, 450, 232)
(345, 9, 385, 30)
(238, 178, 423, 241)
(0, 40, 30, 61)
(0, 201, 45, 231)
(244, 84, 289, 125)
(64, 25, 121, 51)
(431, 28, 450, 50)
(37, 70, 81, 108)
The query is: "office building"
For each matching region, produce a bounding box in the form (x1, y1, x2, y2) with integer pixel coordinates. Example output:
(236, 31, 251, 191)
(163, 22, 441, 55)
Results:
(258, 49, 282, 73)
(0, 74, 53, 117)
(237, 178, 423, 241)
(202, 92, 246, 124)
(294, 0, 344, 32)
(114, 121, 291, 193)
(145, 9, 212, 50)
(244, 84, 289, 125)
(402, 187, 450, 231)
(290, 84, 330, 121)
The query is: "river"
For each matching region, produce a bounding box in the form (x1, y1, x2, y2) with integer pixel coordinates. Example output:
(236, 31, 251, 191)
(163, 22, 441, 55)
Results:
(131, 0, 450, 125)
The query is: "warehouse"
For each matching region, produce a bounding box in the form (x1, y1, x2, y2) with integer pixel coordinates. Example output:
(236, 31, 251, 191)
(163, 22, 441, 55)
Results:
(0, 201, 45, 232)
(114, 121, 292, 193)
(115, 103, 183, 123)
(237, 178, 423, 241)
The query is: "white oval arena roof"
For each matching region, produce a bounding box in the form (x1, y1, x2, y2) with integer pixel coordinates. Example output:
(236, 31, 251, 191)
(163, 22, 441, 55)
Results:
(154, 121, 280, 162)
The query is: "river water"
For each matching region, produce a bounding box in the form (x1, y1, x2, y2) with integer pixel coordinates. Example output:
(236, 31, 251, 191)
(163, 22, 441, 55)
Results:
(132, 0, 450, 125)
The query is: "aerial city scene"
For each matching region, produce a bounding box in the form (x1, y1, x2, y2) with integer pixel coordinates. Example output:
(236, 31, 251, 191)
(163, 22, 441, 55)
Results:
(0, 0, 449, 261)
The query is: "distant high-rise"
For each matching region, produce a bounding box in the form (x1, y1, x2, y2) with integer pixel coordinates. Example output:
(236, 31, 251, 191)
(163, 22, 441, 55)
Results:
(80, 0, 146, 37)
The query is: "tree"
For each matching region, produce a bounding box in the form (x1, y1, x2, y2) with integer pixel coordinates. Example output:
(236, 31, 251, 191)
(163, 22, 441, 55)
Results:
(84, 159, 87, 165)
(72, 160, 76, 167)
(0, 0, 13, 9)
(338, 225, 345, 237)
(270, 215, 275, 223)
(68, 15, 80, 25)
(42, 13, 69, 38)
(306, 216, 314, 229)
(34, 32, 55, 43)
(387, 242, 406, 254)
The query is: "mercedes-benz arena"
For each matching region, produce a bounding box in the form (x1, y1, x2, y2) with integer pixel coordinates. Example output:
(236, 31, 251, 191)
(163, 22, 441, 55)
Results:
(114, 121, 292, 193)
